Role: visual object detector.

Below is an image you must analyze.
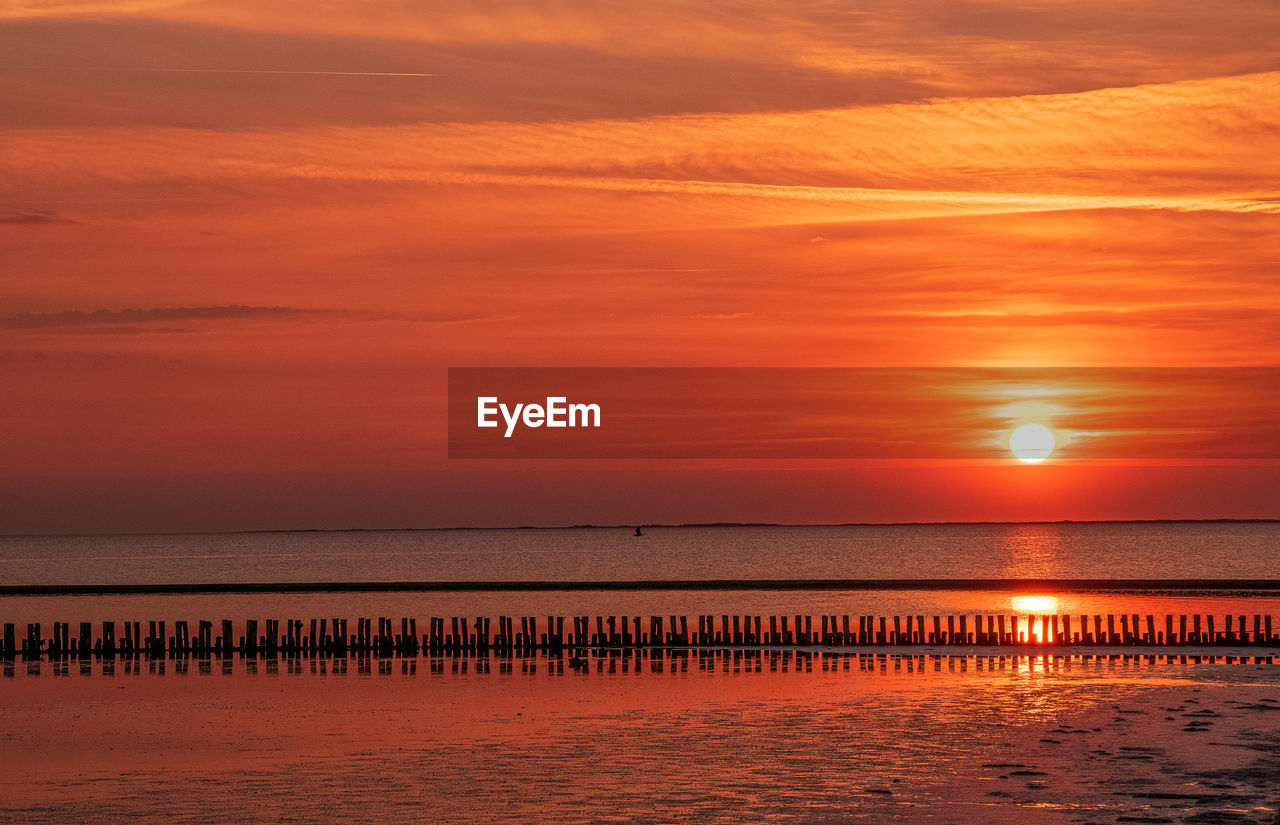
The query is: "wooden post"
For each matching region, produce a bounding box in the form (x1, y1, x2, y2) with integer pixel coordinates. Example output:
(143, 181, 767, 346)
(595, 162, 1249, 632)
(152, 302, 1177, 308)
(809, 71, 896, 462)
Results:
(1145, 615, 1156, 645)
(3, 623, 14, 657)
(1193, 614, 1202, 643)
(997, 615, 1006, 645)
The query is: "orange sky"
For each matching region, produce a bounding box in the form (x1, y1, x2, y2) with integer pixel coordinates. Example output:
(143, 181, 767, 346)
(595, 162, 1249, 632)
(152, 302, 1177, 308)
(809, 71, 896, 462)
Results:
(1, 1, 1278, 532)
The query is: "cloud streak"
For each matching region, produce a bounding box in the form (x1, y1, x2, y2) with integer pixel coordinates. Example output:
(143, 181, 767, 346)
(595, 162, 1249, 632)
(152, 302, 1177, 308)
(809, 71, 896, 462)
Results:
(0, 306, 498, 334)
(58, 67, 441, 77)
(0, 305, 309, 330)
(4, 72, 1276, 225)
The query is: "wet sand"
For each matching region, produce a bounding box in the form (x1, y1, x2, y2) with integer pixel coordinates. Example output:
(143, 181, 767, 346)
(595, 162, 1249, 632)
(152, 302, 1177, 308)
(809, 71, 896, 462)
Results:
(1, 655, 1277, 824)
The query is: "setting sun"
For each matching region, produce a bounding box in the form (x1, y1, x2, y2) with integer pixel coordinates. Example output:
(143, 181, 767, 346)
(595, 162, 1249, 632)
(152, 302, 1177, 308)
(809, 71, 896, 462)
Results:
(1009, 422, 1055, 463)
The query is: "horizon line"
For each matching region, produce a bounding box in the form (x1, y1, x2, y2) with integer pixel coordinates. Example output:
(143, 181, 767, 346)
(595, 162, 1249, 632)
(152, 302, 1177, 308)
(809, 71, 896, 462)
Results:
(2, 517, 1276, 540)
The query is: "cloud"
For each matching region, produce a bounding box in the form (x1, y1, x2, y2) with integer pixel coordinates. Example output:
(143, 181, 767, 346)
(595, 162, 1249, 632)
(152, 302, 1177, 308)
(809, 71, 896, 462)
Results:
(4, 71, 1276, 226)
(0, 18, 935, 130)
(0, 210, 77, 224)
(0, 305, 496, 333)
(11, 0, 1272, 103)
(0, 305, 308, 331)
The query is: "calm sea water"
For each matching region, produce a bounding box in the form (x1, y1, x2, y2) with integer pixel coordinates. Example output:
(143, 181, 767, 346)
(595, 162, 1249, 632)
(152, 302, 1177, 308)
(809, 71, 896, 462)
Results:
(3, 522, 1277, 582)
(1, 522, 1278, 624)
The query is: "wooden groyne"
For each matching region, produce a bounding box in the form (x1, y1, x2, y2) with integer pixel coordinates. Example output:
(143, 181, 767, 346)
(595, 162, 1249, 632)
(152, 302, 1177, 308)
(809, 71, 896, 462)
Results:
(2, 612, 1278, 659)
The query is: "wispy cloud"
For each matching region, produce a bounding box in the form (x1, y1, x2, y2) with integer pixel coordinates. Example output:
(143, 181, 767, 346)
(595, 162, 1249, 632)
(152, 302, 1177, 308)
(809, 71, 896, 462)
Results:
(0, 305, 309, 330)
(0, 210, 77, 224)
(5, 72, 1276, 224)
(0, 306, 497, 333)
(63, 67, 441, 77)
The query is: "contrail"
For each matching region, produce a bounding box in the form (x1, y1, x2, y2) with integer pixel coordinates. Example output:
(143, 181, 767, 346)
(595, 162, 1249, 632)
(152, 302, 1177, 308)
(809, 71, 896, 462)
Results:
(48, 67, 441, 77)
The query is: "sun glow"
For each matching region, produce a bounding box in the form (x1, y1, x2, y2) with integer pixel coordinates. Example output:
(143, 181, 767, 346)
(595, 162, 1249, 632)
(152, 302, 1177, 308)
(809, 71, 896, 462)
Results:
(1009, 422, 1055, 463)
(1012, 595, 1059, 613)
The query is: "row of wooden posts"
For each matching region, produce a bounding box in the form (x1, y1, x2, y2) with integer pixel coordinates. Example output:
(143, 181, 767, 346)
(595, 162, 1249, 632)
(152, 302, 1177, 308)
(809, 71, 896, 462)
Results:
(2, 612, 1277, 659)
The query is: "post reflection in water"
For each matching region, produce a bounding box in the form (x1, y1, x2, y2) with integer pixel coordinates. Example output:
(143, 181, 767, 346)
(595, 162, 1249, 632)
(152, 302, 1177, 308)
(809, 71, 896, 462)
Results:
(4, 648, 1274, 681)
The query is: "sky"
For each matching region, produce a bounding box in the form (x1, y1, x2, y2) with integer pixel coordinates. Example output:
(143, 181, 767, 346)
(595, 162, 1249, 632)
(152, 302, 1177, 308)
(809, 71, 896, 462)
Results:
(1, 0, 1278, 533)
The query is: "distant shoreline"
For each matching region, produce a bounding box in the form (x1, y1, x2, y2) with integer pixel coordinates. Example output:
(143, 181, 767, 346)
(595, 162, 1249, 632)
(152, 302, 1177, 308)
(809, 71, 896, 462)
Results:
(1, 518, 1276, 540)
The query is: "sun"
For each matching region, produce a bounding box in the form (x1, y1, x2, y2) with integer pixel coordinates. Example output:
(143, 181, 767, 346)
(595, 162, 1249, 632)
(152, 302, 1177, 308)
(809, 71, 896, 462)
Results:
(1009, 422, 1055, 463)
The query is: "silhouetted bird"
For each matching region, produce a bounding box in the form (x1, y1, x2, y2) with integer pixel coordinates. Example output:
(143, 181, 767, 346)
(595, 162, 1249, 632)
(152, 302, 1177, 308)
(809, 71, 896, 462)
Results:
(634, 527, 644, 536)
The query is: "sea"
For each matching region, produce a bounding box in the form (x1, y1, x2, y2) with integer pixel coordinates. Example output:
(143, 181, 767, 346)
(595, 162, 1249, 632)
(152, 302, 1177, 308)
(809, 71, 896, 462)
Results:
(1, 521, 1277, 623)
(2, 522, 1279, 824)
